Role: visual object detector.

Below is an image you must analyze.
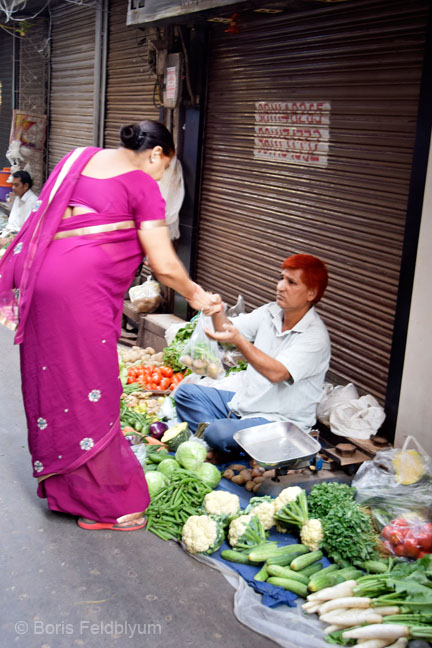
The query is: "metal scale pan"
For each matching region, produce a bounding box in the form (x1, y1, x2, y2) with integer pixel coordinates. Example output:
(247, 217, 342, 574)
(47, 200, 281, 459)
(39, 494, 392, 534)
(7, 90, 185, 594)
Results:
(233, 421, 321, 471)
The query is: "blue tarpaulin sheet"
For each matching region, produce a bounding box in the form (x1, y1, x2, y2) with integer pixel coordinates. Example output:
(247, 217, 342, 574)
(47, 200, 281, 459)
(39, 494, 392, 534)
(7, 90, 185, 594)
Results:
(211, 475, 330, 608)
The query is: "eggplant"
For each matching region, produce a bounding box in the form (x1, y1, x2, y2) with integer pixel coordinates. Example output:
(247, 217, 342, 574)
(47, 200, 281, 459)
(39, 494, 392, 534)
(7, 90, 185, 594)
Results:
(148, 421, 169, 440)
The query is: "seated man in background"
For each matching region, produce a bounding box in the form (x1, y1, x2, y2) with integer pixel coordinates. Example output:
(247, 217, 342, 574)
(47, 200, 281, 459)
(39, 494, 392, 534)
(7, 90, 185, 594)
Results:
(174, 254, 331, 455)
(0, 170, 38, 246)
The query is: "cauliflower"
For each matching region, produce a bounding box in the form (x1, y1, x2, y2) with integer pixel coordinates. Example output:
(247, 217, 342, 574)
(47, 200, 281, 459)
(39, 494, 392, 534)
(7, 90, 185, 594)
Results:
(300, 518, 324, 551)
(204, 491, 241, 520)
(182, 515, 225, 555)
(273, 486, 303, 514)
(244, 496, 276, 531)
(228, 513, 268, 550)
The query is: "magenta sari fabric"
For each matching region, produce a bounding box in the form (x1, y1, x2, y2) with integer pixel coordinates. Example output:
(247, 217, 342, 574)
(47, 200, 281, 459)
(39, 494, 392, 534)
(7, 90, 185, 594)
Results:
(0, 148, 167, 522)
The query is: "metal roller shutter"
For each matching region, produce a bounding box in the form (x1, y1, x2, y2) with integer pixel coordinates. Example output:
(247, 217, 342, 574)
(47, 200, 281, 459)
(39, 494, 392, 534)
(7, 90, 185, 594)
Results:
(104, 0, 159, 148)
(196, 0, 429, 403)
(48, 3, 98, 169)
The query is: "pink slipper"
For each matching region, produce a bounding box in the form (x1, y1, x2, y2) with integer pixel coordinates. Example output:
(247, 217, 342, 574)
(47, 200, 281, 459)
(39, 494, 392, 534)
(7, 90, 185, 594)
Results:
(77, 517, 147, 531)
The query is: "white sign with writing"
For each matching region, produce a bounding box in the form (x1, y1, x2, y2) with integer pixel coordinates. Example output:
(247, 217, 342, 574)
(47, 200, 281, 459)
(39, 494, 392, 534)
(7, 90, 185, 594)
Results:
(254, 101, 331, 167)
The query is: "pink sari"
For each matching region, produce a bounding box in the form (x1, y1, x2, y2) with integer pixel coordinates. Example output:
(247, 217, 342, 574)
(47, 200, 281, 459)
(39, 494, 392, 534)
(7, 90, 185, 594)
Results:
(0, 148, 167, 522)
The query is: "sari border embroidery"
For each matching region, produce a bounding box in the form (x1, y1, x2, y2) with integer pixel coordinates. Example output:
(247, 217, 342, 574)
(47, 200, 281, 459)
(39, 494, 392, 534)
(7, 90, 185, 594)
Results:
(139, 219, 167, 230)
(53, 220, 135, 240)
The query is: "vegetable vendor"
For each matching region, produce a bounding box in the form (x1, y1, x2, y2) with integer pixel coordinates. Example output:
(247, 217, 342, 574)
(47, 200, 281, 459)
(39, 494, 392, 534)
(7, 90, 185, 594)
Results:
(174, 254, 330, 455)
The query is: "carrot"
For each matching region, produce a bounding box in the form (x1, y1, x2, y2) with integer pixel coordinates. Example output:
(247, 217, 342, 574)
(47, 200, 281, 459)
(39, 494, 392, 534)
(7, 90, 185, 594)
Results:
(144, 437, 167, 447)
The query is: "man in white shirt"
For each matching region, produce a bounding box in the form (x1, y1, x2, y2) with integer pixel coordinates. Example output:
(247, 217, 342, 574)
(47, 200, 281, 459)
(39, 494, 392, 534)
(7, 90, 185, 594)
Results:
(174, 254, 331, 454)
(0, 170, 38, 246)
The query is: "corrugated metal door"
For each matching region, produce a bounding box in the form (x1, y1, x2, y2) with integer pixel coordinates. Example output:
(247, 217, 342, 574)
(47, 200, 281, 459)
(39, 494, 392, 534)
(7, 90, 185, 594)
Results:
(0, 31, 14, 168)
(197, 0, 429, 403)
(48, 3, 98, 169)
(104, 0, 159, 148)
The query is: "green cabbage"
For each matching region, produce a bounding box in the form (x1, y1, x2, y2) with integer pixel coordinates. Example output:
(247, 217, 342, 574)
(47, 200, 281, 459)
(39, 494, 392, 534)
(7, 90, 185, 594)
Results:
(175, 441, 207, 471)
(194, 462, 221, 489)
(145, 471, 167, 498)
(157, 458, 181, 478)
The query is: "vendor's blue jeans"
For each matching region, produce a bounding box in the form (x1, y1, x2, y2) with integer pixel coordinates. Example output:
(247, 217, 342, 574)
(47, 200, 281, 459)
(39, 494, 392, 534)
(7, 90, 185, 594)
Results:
(174, 383, 271, 454)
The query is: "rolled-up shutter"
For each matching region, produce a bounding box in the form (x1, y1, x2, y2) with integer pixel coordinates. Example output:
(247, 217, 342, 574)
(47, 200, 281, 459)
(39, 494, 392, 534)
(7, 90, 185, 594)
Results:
(196, 0, 429, 403)
(104, 0, 159, 148)
(48, 3, 98, 169)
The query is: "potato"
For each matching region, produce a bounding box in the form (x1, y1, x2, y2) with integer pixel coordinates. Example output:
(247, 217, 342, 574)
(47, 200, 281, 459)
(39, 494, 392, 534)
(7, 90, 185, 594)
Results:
(239, 469, 252, 482)
(251, 467, 265, 478)
(231, 474, 246, 485)
(223, 469, 235, 479)
(245, 480, 255, 492)
(253, 483, 262, 493)
(253, 476, 265, 484)
(228, 464, 247, 472)
(262, 469, 276, 479)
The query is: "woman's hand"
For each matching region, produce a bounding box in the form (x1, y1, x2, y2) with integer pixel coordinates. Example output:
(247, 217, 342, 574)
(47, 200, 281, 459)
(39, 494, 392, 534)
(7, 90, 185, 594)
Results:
(187, 283, 223, 315)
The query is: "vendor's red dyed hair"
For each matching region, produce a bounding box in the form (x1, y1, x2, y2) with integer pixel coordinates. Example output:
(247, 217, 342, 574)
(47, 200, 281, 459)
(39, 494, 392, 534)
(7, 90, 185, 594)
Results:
(281, 254, 328, 304)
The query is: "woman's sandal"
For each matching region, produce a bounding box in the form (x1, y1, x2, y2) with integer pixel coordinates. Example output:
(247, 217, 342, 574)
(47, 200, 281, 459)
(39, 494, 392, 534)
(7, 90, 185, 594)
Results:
(77, 517, 147, 531)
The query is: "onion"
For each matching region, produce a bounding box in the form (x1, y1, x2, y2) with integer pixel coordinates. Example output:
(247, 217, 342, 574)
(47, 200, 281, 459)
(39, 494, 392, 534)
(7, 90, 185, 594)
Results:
(149, 421, 169, 440)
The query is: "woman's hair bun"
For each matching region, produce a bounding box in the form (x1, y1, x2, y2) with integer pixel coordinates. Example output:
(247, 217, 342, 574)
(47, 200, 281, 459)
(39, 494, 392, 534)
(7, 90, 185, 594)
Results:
(119, 123, 142, 150)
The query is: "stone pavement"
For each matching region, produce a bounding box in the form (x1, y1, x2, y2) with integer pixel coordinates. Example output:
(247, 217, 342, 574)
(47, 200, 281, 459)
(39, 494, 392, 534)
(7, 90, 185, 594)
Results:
(0, 324, 277, 648)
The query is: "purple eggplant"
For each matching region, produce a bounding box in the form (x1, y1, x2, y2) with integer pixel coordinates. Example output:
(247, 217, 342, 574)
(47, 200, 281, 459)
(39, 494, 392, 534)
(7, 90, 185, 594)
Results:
(148, 421, 169, 440)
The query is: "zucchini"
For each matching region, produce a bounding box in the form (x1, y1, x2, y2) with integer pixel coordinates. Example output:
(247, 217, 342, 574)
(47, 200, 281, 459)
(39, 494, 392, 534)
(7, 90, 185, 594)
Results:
(254, 564, 269, 582)
(308, 563, 338, 583)
(308, 571, 340, 592)
(248, 543, 307, 564)
(297, 562, 323, 578)
(220, 550, 252, 564)
(290, 550, 323, 571)
(266, 565, 309, 585)
(360, 560, 389, 574)
(335, 568, 364, 583)
(267, 577, 308, 598)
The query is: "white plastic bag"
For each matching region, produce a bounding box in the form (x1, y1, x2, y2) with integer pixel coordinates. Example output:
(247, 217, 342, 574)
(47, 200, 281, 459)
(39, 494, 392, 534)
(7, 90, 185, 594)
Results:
(329, 394, 385, 440)
(157, 156, 184, 240)
(179, 314, 224, 379)
(317, 382, 359, 426)
(129, 275, 161, 313)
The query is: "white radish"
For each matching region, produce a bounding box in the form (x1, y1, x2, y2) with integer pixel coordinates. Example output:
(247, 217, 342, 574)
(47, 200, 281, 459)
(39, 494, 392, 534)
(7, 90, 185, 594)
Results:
(384, 639, 408, 648)
(355, 640, 395, 648)
(307, 579, 358, 602)
(371, 607, 400, 616)
(304, 603, 321, 614)
(302, 601, 317, 610)
(342, 624, 410, 641)
(321, 609, 382, 626)
(319, 596, 371, 615)
(323, 624, 344, 635)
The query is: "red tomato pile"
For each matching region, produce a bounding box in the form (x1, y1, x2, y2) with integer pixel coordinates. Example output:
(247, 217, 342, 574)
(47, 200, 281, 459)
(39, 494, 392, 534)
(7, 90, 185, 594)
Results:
(127, 365, 184, 391)
(381, 517, 432, 559)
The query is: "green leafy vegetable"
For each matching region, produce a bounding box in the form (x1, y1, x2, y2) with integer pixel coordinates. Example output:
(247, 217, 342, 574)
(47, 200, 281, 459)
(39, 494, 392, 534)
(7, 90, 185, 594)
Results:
(322, 500, 379, 566)
(162, 320, 197, 372)
(307, 482, 356, 520)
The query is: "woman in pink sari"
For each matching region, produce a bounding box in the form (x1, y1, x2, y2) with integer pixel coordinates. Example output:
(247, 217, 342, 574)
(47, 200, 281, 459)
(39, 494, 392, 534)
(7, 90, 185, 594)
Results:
(0, 120, 216, 530)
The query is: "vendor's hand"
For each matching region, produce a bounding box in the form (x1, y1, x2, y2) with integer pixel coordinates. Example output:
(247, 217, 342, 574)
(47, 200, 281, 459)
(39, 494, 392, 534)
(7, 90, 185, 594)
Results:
(204, 322, 242, 346)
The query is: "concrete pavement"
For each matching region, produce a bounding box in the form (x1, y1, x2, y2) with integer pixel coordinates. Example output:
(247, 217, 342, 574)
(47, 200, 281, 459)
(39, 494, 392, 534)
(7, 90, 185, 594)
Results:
(0, 324, 277, 648)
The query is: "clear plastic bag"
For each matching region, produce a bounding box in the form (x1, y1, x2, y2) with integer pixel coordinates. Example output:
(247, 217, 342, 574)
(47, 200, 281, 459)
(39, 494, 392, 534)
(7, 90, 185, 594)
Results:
(352, 435, 432, 530)
(129, 275, 161, 313)
(179, 313, 224, 379)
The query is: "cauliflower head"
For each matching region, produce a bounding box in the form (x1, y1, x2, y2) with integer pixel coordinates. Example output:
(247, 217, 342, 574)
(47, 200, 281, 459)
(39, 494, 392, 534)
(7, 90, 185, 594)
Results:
(300, 518, 324, 551)
(273, 486, 303, 513)
(182, 515, 225, 554)
(204, 491, 241, 518)
(244, 497, 276, 531)
(228, 513, 254, 547)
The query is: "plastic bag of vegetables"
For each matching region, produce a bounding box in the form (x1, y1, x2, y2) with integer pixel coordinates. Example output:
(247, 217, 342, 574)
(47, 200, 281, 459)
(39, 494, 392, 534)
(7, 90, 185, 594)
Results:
(179, 314, 224, 380)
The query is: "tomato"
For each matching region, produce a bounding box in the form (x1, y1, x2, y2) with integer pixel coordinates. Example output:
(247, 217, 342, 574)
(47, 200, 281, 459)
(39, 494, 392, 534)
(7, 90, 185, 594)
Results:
(418, 550, 429, 559)
(403, 537, 420, 559)
(150, 372, 161, 385)
(416, 530, 432, 552)
(421, 523, 432, 535)
(127, 376, 135, 384)
(161, 366, 173, 378)
(149, 383, 159, 391)
(160, 377, 171, 391)
(381, 526, 392, 541)
(391, 518, 409, 527)
(393, 543, 406, 557)
(389, 528, 407, 546)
